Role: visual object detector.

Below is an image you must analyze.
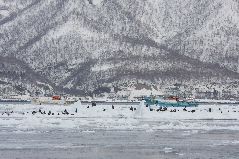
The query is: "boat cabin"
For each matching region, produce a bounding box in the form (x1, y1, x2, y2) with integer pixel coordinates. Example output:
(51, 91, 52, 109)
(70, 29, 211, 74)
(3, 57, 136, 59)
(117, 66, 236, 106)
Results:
(52, 96, 61, 100)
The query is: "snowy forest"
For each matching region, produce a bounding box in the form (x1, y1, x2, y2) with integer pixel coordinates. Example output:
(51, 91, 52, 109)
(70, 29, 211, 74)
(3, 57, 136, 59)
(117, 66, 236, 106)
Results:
(0, 0, 238, 98)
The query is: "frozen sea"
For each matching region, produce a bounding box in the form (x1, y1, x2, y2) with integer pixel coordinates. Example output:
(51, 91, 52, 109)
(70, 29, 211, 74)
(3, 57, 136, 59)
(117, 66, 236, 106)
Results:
(0, 102, 239, 159)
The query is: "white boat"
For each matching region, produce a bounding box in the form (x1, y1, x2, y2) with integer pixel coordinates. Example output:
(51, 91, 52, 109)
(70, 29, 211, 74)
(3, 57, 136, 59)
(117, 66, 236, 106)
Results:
(0, 95, 31, 104)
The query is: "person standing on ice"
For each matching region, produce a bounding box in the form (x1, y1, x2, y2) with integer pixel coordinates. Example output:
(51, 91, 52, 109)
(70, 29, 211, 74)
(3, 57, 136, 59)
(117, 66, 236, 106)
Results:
(130, 106, 133, 111)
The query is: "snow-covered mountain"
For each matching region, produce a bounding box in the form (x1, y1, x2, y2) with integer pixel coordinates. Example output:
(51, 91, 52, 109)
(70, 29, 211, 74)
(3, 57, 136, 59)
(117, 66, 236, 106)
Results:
(0, 0, 238, 96)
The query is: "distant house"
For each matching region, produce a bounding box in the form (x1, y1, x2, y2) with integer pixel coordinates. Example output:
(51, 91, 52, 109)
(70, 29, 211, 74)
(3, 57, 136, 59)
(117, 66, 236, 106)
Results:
(195, 91, 214, 99)
(221, 90, 237, 99)
(165, 86, 180, 96)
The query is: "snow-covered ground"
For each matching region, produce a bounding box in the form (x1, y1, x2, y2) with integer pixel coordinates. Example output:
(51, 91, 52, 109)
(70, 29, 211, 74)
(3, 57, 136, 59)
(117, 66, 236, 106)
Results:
(0, 102, 239, 159)
(0, 102, 239, 130)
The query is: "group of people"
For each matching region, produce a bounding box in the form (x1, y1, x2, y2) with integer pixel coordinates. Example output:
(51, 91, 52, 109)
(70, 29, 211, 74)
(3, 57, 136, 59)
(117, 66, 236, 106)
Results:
(147, 106, 221, 113)
(1, 104, 238, 117)
(0, 108, 79, 116)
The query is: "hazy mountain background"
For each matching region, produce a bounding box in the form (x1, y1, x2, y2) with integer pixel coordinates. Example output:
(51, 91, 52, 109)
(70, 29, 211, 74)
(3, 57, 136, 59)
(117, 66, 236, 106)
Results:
(0, 0, 238, 96)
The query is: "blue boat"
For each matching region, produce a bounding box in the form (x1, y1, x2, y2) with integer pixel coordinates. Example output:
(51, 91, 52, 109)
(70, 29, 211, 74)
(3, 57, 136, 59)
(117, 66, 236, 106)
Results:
(144, 96, 198, 107)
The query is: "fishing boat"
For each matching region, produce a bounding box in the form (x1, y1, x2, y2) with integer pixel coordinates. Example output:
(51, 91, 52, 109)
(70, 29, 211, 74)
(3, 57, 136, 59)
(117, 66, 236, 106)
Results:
(0, 99, 31, 103)
(32, 95, 80, 105)
(144, 95, 198, 107)
(0, 95, 31, 104)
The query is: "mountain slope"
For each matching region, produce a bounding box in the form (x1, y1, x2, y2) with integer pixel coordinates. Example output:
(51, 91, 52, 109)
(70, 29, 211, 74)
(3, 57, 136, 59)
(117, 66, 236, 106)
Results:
(0, 0, 238, 96)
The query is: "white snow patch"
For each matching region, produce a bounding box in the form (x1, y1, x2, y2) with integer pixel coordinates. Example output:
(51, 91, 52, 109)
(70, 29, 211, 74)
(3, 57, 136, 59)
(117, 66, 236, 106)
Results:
(0, 10, 9, 17)
(48, 20, 99, 39)
(93, 0, 103, 5)
(91, 64, 115, 72)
